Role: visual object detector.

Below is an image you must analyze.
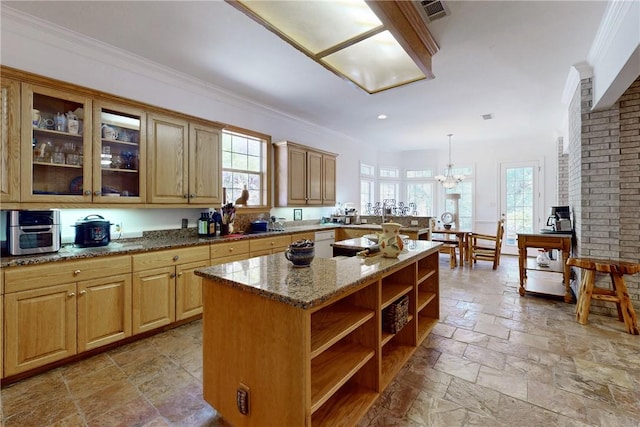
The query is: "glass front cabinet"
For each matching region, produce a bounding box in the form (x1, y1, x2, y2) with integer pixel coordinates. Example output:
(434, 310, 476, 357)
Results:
(20, 84, 145, 203)
(92, 101, 145, 203)
(21, 84, 92, 202)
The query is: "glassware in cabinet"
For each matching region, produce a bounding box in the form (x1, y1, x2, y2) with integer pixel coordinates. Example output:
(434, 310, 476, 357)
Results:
(92, 101, 146, 203)
(21, 84, 92, 202)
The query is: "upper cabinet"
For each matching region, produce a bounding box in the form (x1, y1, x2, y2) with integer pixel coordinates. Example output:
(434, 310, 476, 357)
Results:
(1, 77, 21, 204)
(20, 83, 93, 203)
(92, 100, 146, 203)
(147, 113, 222, 205)
(274, 141, 337, 207)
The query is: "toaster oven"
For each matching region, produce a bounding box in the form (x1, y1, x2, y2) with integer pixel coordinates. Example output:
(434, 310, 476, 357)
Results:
(7, 210, 61, 255)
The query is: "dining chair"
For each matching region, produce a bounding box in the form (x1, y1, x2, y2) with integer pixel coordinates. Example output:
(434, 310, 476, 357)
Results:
(469, 219, 505, 269)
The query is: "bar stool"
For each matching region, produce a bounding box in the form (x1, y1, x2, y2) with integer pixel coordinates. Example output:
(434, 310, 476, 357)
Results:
(567, 257, 640, 335)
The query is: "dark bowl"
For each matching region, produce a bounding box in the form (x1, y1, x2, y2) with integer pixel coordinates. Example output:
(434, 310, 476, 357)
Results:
(285, 246, 315, 267)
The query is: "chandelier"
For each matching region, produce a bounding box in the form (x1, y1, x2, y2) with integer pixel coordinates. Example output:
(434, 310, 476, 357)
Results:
(435, 134, 465, 189)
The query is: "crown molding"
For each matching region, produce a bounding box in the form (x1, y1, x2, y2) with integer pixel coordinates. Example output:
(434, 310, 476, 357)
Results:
(587, 0, 634, 65)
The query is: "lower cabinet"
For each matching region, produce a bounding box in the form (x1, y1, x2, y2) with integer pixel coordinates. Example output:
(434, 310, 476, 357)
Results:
(249, 234, 291, 257)
(132, 246, 209, 333)
(3, 256, 132, 376)
(210, 239, 250, 265)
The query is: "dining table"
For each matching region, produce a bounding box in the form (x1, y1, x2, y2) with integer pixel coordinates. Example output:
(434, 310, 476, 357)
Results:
(430, 228, 470, 267)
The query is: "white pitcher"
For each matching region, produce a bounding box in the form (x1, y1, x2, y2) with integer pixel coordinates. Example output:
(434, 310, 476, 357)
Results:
(379, 222, 404, 258)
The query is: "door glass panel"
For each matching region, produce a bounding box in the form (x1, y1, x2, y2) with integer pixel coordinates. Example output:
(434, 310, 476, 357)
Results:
(99, 109, 141, 198)
(31, 93, 85, 196)
(502, 164, 536, 247)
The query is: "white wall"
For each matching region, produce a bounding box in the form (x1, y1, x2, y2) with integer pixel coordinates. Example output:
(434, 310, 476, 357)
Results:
(1, 8, 558, 238)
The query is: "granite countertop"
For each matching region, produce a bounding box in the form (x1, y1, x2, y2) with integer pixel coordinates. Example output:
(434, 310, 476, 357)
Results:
(0, 222, 430, 268)
(332, 237, 378, 251)
(0, 224, 340, 268)
(195, 240, 441, 309)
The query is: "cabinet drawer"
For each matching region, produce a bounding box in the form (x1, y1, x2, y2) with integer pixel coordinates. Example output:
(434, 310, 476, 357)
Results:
(250, 235, 291, 253)
(4, 255, 132, 293)
(290, 232, 315, 242)
(210, 240, 250, 260)
(133, 245, 209, 272)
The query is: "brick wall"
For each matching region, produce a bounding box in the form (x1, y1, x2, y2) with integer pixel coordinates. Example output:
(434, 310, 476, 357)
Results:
(557, 138, 569, 205)
(569, 76, 640, 316)
(618, 78, 640, 306)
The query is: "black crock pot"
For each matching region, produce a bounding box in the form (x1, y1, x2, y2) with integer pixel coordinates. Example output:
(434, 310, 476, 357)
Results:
(73, 214, 111, 247)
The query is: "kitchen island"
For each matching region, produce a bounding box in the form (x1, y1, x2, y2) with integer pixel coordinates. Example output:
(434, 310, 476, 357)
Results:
(195, 240, 441, 427)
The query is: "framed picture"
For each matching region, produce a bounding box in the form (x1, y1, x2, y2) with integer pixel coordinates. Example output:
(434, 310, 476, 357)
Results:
(293, 209, 302, 221)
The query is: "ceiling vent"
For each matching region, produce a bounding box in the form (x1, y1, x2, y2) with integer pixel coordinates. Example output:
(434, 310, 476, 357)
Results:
(419, 1, 449, 22)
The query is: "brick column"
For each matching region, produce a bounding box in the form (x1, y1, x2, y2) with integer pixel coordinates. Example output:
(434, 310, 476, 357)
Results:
(557, 138, 569, 205)
(569, 76, 640, 316)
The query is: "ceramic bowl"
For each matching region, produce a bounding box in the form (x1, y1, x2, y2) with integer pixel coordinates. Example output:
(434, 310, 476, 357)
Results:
(285, 245, 314, 267)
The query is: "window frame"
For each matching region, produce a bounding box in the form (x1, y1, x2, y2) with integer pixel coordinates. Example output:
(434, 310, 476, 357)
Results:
(222, 125, 272, 211)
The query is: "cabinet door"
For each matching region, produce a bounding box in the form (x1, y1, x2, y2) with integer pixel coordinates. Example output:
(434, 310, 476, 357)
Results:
(132, 266, 176, 334)
(93, 100, 146, 203)
(77, 274, 132, 352)
(4, 283, 77, 376)
(1, 77, 20, 203)
(322, 154, 336, 205)
(20, 83, 93, 202)
(147, 113, 189, 203)
(189, 123, 222, 204)
(306, 150, 323, 205)
(176, 260, 208, 320)
(287, 145, 308, 205)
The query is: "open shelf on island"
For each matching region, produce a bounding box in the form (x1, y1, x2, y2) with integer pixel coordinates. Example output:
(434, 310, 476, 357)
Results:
(310, 340, 374, 413)
(311, 303, 374, 359)
(311, 381, 378, 427)
(381, 284, 412, 309)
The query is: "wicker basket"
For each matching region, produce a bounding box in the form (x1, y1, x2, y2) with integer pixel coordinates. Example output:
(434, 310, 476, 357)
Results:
(383, 295, 409, 334)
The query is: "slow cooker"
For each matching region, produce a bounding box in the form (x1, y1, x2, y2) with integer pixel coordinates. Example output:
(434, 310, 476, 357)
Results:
(73, 214, 112, 247)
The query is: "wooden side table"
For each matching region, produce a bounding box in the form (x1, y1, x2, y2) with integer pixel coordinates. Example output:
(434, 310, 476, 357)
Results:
(567, 257, 640, 335)
(517, 232, 572, 302)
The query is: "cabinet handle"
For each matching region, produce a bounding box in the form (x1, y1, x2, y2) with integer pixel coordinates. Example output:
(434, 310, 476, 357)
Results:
(74, 269, 81, 276)
(84, 190, 92, 196)
(190, 193, 196, 198)
(68, 292, 75, 297)
(177, 272, 183, 277)
(94, 191, 102, 196)
(173, 255, 179, 261)
(79, 290, 86, 295)
(183, 194, 189, 198)
(170, 273, 176, 278)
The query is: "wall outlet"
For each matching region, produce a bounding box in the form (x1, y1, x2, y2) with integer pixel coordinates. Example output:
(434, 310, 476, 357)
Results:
(181, 218, 188, 229)
(411, 220, 418, 226)
(114, 223, 123, 233)
(237, 383, 250, 415)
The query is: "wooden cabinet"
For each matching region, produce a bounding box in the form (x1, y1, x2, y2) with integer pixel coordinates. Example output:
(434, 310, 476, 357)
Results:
(132, 246, 209, 333)
(147, 113, 221, 204)
(210, 239, 250, 265)
(92, 100, 146, 203)
(3, 255, 131, 376)
(274, 141, 337, 207)
(20, 83, 93, 202)
(290, 231, 316, 242)
(1, 77, 21, 204)
(250, 234, 291, 257)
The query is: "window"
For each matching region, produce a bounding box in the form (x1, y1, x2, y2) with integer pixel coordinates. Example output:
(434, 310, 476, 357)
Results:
(379, 166, 399, 205)
(360, 162, 375, 213)
(405, 168, 434, 216)
(406, 182, 434, 216)
(380, 182, 399, 203)
(222, 129, 269, 207)
(379, 167, 399, 178)
(445, 182, 472, 229)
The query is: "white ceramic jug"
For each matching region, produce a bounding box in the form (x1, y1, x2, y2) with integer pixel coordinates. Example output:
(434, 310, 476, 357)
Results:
(379, 222, 404, 258)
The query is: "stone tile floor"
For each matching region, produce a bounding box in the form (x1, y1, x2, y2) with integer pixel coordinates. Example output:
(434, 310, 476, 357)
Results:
(2, 255, 640, 426)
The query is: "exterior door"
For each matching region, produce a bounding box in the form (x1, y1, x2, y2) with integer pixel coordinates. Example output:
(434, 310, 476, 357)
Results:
(500, 161, 539, 255)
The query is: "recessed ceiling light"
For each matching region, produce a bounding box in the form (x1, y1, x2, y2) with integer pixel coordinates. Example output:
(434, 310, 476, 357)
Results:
(482, 113, 494, 120)
(378, 114, 387, 120)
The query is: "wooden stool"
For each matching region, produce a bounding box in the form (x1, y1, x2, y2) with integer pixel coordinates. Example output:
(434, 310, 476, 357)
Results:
(567, 257, 640, 335)
(439, 244, 457, 269)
